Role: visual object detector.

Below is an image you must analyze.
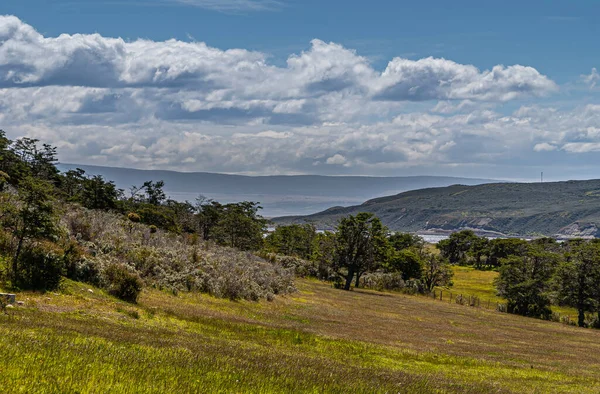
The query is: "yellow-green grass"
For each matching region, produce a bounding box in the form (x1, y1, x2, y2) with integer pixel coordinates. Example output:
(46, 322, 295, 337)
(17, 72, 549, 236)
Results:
(2, 279, 600, 393)
(442, 266, 577, 317)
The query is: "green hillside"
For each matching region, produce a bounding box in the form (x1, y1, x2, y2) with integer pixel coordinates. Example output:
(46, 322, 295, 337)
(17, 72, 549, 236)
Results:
(274, 180, 600, 237)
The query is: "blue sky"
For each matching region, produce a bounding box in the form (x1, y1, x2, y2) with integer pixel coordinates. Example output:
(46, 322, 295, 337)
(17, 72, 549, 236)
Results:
(1, 0, 600, 180)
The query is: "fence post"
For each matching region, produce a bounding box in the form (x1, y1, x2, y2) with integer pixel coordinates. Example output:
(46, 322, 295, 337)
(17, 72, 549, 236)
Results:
(440, 290, 443, 301)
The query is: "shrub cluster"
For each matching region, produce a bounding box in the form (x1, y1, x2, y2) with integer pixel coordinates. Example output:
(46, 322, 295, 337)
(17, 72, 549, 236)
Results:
(62, 208, 296, 301)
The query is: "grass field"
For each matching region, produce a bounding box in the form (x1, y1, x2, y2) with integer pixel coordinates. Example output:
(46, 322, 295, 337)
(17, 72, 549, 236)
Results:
(2, 277, 600, 393)
(440, 266, 577, 317)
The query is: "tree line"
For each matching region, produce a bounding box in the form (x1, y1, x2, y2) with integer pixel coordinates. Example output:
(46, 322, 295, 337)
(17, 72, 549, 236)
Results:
(264, 214, 453, 293)
(436, 229, 600, 328)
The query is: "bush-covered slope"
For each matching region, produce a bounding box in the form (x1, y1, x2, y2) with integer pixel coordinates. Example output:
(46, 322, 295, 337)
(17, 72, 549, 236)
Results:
(274, 180, 600, 237)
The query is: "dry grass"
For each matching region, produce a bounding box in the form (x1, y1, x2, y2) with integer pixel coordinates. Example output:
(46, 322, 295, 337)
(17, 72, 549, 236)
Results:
(2, 278, 600, 393)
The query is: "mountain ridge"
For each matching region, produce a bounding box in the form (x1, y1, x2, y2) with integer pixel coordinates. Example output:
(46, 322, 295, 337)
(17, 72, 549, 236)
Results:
(273, 179, 600, 238)
(57, 163, 498, 216)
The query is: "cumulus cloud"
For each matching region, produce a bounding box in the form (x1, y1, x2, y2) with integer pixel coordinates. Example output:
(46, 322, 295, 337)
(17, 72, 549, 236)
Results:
(326, 154, 348, 165)
(375, 58, 557, 102)
(2, 15, 600, 180)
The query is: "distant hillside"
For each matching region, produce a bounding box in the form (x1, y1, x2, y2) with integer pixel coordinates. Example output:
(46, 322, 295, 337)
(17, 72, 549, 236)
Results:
(57, 164, 497, 217)
(273, 180, 600, 238)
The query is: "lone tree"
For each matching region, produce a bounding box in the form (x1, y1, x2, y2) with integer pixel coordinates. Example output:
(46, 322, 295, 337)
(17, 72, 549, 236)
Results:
(421, 252, 453, 292)
(334, 212, 389, 290)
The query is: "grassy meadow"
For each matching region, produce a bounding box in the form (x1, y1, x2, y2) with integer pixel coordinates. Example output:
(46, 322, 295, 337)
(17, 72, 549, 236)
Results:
(2, 277, 600, 393)
(440, 266, 577, 318)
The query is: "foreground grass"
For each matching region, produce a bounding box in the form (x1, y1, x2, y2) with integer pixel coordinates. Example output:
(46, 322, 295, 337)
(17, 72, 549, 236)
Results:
(2, 279, 600, 393)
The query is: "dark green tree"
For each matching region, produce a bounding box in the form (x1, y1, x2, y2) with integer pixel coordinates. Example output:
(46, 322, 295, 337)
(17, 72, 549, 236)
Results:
(486, 238, 529, 267)
(385, 248, 423, 280)
(495, 248, 559, 319)
(9, 177, 60, 287)
(437, 230, 479, 265)
(333, 213, 389, 290)
(556, 242, 600, 327)
(212, 202, 267, 251)
(389, 232, 424, 252)
(264, 224, 317, 259)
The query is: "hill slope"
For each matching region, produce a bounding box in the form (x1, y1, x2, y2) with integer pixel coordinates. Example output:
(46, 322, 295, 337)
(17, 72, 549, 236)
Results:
(57, 164, 496, 217)
(274, 180, 600, 237)
(3, 279, 600, 393)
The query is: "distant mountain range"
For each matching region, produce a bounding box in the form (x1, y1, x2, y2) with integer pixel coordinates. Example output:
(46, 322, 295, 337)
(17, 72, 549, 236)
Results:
(273, 180, 600, 238)
(57, 164, 497, 217)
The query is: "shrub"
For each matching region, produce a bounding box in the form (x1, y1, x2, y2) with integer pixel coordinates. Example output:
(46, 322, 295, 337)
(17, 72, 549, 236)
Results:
(63, 208, 297, 301)
(104, 263, 143, 303)
(127, 212, 141, 223)
(359, 272, 405, 291)
(16, 242, 64, 291)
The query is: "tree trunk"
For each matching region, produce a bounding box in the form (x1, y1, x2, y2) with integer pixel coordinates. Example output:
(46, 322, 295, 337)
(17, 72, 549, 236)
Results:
(578, 307, 585, 328)
(13, 235, 25, 282)
(354, 272, 362, 288)
(344, 268, 355, 291)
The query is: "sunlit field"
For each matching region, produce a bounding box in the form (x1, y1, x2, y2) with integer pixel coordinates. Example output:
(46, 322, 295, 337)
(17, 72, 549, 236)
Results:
(2, 278, 600, 393)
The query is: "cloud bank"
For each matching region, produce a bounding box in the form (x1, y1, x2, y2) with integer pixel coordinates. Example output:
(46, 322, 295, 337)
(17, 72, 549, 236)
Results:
(1, 15, 598, 180)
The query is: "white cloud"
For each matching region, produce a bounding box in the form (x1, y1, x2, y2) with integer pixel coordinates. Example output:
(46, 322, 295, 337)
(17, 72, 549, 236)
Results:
(326, 154, 347, 165)
(375, 57, 557, 102)
(167, 0, 282, 12)
(561, 143, 600, 153)
(2, 16, 600, 180)
(582, 68, 599, 89)
(533, 143, 557, 152)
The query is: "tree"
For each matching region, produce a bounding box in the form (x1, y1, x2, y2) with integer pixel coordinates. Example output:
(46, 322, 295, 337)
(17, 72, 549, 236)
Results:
(10, 177, 60, 286)
(486, 238, 528, 268)
(130, 180, 166, 206)
(389, 232, 424, 252)
(495, 248, 559, 319)
(556, 242, 600, 327)
(196, 199, 223, 241)
(333, 213, 389, 290)
(421, 253, 453, 292)
(82, 175, 121, 210)
(212, 202, 267, 251)
(264, 224, 317, 259)
(310, 231, 336, 280)
(385, 248, 423, 280)
(437, 230, 479, 265)
(469, 236, 489, 269)
(10, 137, 60, 184)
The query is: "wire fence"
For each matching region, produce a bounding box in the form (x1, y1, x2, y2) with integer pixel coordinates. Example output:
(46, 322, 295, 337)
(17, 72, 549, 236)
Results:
(425, 289, 578, 326)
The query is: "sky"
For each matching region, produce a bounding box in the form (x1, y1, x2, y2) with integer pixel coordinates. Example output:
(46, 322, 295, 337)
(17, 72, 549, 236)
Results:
(1, 0, 600, 181)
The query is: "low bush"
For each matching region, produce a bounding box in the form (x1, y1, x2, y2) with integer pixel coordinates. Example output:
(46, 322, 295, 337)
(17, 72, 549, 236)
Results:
(15, 241, 64, 291)
(104, 263, 143, 303)
(359, 272, 406, 291)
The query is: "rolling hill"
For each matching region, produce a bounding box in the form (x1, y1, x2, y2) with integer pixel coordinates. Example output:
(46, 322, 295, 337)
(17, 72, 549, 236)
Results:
(273, 180, 600, 238)
(57, 164, 496, 217)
